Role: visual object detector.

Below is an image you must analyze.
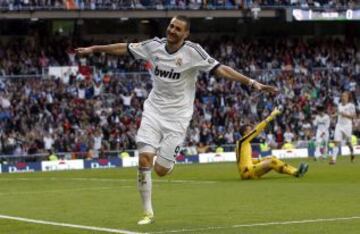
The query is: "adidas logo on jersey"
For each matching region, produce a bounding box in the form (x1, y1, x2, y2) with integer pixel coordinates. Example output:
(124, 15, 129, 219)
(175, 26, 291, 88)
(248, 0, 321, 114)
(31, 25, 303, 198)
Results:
(154, 66, 180, 80)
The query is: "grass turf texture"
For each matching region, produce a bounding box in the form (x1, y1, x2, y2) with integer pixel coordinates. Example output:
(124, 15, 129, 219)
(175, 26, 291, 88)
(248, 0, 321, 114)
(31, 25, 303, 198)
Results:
(0, 157, 359, 234)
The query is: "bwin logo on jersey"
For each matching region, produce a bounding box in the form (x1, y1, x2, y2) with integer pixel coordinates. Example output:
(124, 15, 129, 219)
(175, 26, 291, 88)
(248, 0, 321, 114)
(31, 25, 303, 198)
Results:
(154, 66, 180, 80)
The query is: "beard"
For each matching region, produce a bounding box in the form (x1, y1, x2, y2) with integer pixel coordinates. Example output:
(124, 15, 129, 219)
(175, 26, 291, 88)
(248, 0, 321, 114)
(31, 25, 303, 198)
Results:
(166, 32, 180, 44)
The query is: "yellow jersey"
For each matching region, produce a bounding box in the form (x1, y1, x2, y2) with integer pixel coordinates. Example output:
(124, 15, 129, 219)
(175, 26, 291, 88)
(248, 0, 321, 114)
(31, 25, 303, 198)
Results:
(237, 117, 273, 173)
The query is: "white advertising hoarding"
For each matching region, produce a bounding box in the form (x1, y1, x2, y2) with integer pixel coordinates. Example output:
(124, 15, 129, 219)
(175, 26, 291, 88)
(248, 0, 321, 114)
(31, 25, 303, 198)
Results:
(122, 156, 139, 168)
(272, 148, 308, 159)
(199, 148, 310, 164)
(42, 160, 84, 172)
(341, 145, 360, 156)
(199, 152, 236, 163)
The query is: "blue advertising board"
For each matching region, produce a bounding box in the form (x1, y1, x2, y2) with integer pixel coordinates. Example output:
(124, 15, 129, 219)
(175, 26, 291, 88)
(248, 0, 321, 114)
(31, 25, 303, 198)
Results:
(2, 161, 42, 173)
(84, 158, 122, 169)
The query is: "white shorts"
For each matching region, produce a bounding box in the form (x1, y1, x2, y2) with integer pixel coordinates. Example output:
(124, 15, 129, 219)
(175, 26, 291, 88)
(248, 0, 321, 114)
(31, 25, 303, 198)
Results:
(334, 124, 352, 142)
(136, 111, 190, 162)
(316, 130, 329, 144)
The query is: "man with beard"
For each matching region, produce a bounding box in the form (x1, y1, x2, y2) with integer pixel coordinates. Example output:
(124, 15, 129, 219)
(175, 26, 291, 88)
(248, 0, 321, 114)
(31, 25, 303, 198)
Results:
(76, 15, 278, 225)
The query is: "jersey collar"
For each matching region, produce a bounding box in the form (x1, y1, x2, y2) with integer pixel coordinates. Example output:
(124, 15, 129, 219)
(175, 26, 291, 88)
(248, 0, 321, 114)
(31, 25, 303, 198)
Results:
(165, 42, 186, 55)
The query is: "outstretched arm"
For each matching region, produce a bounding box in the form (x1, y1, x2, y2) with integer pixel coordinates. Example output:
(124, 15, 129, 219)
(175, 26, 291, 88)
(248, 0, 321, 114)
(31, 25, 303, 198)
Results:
(241, 108, 281, 143)
(75, 43, 128, 56)
(214, 65, 278, 94)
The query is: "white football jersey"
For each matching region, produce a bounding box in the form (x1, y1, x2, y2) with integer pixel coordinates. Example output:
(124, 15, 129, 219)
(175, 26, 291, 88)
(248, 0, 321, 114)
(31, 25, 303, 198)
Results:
(337, 103, 356, 126)
(128, 37, 219, 120)
(313, 114, 330, 133)
(283, 131, 294, 143)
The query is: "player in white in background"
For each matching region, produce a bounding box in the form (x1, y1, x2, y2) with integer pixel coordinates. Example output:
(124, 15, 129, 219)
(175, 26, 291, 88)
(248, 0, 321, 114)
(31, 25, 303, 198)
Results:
(283, 126, 295, 144)
(313, 106, 330, 160)
(75, 15, 278, 225)
(330, 92, 356, 164)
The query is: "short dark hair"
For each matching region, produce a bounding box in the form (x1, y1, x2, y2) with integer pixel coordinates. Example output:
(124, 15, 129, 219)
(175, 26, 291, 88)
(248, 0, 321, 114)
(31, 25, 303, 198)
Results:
(240, 124, 252, 136)
(317, 106, 325, 112)
(174, 15, 191, 31)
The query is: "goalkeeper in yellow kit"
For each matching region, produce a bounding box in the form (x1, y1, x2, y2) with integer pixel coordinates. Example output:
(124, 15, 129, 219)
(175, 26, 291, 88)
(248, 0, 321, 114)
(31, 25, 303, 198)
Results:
(236, 108, 309, 179)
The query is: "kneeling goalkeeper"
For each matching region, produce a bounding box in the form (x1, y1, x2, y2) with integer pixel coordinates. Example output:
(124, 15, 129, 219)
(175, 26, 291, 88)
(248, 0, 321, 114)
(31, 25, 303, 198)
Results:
(236, 108, 309, 179)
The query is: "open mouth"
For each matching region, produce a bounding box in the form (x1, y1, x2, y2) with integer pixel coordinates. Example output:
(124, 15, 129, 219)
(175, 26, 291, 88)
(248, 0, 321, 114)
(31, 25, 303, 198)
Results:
(168, 33, 176, 39)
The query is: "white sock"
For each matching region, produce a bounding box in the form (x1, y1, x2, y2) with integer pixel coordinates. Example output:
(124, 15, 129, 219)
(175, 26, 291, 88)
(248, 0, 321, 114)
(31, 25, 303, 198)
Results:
(315, 145, 321, 159)
(323, 142, 328, 158)
(332, 146, 339, 161)
(138, 167, 153, 215)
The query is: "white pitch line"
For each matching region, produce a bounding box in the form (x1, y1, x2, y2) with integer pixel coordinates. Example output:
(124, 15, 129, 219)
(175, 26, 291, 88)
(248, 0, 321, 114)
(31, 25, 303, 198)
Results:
(0, 185, 134, 196)
(0, 214, 143, 234)
(49, 177, 217, 184)
(151, 216, 360, 233)
(153, 179, 217, 184)
(0, 177, 217, 184)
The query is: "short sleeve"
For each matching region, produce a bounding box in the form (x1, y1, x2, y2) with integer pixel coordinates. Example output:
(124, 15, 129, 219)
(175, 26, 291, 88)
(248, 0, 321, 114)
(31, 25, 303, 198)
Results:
(189, 43, 220, 74)
(127, 37, 161, 61)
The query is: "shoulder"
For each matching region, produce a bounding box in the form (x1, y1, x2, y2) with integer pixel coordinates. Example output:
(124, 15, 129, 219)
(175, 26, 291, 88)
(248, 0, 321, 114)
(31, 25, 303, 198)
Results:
(184, 41, 208, 60)
(140, 37, 166, 47)
(344, 103, 355, 109)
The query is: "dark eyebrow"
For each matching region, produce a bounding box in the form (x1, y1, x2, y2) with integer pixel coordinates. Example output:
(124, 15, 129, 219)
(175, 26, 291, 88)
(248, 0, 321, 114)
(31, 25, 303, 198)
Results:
(170, 23, 182, 31)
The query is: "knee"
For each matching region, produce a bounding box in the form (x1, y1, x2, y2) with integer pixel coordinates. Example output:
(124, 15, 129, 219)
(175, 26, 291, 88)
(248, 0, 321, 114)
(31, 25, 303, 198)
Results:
(154, 163, 168, 177)
(270, 156, 277, 164)
(155, 170, 167, 177)
(138, 153, 154, 168)
(154, 157, 175, 177)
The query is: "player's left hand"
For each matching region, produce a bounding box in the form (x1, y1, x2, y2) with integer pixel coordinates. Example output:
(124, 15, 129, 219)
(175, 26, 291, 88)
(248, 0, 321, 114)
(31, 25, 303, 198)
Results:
(254, 82, 278, 94)
(75, 47, 94, 55)
(271, 107, 281, 117)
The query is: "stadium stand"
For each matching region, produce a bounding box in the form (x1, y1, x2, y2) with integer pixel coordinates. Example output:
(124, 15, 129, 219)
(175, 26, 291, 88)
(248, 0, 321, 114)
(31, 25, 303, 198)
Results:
(0, 35, 359, 158)
(0, 0, 358, 10)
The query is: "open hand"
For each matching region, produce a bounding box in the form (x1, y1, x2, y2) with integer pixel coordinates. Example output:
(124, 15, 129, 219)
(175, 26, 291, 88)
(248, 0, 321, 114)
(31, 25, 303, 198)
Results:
(271, 107, 281, 117)
(75, 47, 94, 55)
(254, 82, 278, 94)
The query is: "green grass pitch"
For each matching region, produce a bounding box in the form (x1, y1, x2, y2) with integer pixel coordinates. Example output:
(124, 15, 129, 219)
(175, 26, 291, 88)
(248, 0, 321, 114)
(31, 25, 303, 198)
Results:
(0, 157, 359, 234)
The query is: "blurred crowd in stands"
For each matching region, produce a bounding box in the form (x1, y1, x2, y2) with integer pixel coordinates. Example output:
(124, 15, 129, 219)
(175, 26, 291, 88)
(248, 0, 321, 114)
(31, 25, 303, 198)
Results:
(0, 35, 359, 158)
(0, 0, 358, 10)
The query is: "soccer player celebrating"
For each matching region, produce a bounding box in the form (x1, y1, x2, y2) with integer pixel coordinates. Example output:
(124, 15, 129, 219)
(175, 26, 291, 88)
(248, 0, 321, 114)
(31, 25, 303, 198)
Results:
(76, 15, 277, 225)
(330, 92, 357, 164)
(313, 106, 330, 160)
(236, 108, 309, 179)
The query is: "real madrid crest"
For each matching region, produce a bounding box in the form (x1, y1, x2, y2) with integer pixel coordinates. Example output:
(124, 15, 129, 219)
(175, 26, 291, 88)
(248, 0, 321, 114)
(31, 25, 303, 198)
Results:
(175, 57, 183, 66)
(207, 58, 215, 64)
